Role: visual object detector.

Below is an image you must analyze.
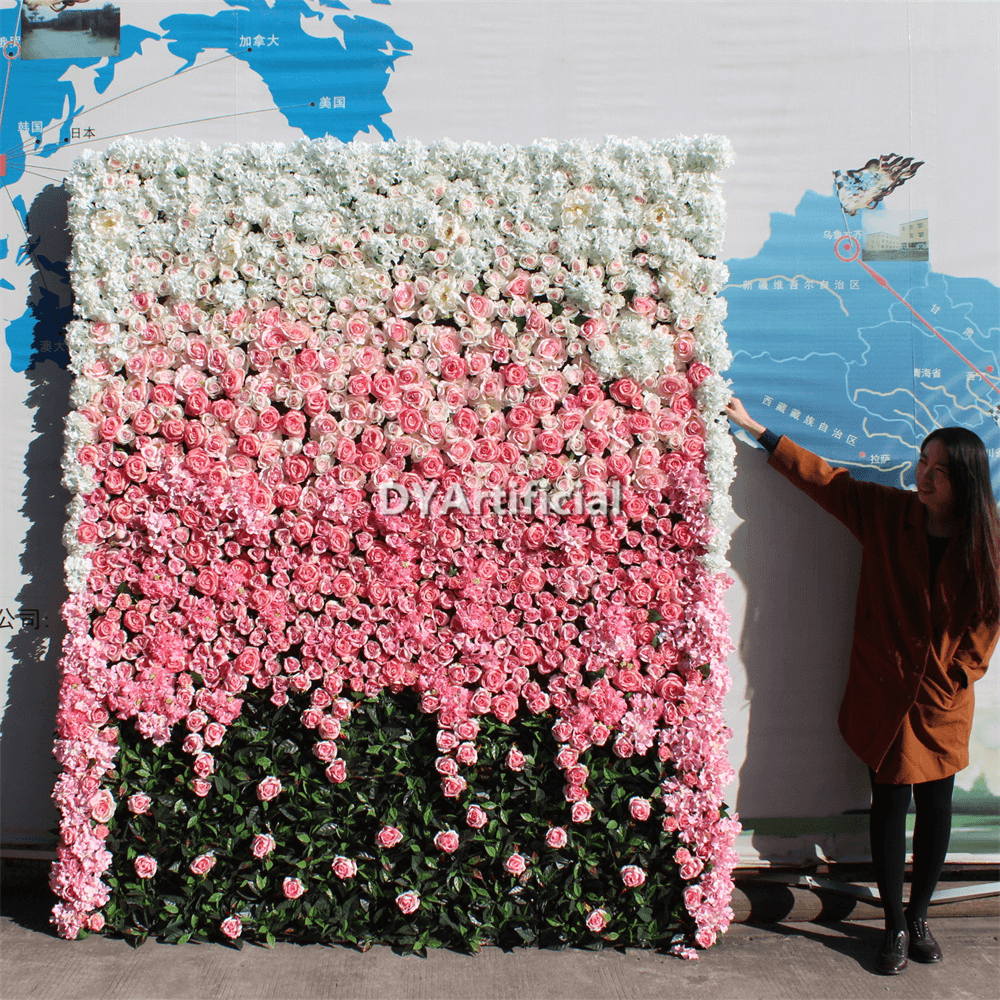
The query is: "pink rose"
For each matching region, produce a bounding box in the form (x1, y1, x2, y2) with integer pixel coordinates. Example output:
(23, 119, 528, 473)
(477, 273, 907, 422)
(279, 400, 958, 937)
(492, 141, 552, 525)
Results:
(442, 775, 467, 798)
(189, 853, 216, 876)
(326, 760, 348, 783)
(127, 793, 151, 815)
(433, 830, 460, 854)
(629, 796, 652, 821)
(503, 853, 526, 876)
(376, 825, 403, 849)
(505, 746, 526, 771)
(282, 877, 305, 899)
(86, 912, 106, 932)
(90, 790, 115, 823)
(251, 833, 276, 858)
(191, 779, 212, 798)
(203, 722, 225, 746)
(620, 865, 647, 888)
(571, 801, 593, 823)
(585, 909, 608, 933)
(331, 856, 358, 880)
(465, 805, 488, 829)
(193, 752, 215, 777)
(492, 693, 518, 724)
(220, 915, 242, 939)
(313, 741, 338, 763)
(395, 891, 420, 915)
(256, 776, 282, 802)
(545, 826, 568, 849)
(695, 927, 716, 949)
(134, 855, 157, 879)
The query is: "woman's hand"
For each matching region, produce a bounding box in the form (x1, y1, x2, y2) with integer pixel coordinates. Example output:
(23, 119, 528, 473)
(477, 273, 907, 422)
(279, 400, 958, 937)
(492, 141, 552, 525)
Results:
(724, 396, 766, 439)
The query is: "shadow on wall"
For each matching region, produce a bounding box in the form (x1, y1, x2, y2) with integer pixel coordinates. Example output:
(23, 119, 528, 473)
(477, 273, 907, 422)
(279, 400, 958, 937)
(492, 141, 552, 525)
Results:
(3, 184, 73, 846)
(727, 437, 871, 859)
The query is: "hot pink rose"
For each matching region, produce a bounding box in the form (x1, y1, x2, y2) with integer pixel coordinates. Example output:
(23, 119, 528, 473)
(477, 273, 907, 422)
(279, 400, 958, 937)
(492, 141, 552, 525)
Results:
(503, 853, 526, 876)
(134, 855, 157, 879)
(256, 776, 282, 801)
(376, 825, 403, 849)
(189, 853, 216, 875)
(395, 891, 420, 915)
(331, 856, 358, 880)
(585, 908, 609, 932)
(282, 877, 305, 899)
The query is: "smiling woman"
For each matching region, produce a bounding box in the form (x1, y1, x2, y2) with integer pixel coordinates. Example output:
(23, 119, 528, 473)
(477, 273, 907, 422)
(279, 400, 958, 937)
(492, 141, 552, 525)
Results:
(725, 396, 1000, 976)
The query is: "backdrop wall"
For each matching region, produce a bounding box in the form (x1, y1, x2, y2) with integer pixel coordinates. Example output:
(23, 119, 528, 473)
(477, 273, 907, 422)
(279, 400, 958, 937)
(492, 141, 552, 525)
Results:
(2, 0, 998, 864)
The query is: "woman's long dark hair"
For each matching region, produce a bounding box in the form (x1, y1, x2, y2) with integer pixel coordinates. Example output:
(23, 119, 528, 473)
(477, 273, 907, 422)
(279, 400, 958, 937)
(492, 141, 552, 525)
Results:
(922, 426, 1000, 625)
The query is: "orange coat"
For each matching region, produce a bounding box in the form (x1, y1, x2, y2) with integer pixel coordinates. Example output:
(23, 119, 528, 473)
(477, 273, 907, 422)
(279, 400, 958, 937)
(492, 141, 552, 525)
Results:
(768, 436, 998, 784)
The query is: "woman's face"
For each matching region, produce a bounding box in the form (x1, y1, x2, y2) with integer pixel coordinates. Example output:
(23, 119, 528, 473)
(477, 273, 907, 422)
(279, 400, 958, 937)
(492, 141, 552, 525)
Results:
(916, 438, 955, 520)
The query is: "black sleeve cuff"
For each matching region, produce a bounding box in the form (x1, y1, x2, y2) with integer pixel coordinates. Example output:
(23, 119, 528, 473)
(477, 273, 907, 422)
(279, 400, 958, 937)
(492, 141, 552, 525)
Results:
(758, 428, 782, 454)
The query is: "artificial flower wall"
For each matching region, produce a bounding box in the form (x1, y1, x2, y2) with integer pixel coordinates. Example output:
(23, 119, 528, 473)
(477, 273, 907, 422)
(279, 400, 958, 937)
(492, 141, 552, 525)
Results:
(52, 136, 739, 956)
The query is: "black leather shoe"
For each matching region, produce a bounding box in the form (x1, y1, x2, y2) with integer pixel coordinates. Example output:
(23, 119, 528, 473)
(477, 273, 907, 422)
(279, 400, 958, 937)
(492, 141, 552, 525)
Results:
(906, 916, 943, 963)
(875, 929, 909, 975)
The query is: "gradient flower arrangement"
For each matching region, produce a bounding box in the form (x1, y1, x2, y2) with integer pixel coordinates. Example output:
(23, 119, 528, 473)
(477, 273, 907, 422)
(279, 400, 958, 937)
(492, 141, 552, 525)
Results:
(52, 137, 739, 956)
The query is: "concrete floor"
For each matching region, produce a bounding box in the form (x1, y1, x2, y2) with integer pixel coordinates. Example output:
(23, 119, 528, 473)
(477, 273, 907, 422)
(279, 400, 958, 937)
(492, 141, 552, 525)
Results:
(3, 903, 999, 1000)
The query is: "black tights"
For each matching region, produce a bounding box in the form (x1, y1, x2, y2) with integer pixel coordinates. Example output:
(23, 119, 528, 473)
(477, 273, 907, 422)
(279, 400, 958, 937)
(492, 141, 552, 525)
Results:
(868, 769, 954, 931)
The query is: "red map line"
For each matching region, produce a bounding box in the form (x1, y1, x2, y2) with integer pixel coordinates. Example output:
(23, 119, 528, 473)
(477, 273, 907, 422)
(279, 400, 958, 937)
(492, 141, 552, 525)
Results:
(847, 244, 1000, 398)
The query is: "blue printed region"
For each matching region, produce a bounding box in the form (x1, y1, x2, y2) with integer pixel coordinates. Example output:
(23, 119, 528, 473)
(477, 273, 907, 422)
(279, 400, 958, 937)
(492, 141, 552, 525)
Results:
(2, 2, 410, 372)
(160, 0, 412, 141)
(725, 191, 1000, 490)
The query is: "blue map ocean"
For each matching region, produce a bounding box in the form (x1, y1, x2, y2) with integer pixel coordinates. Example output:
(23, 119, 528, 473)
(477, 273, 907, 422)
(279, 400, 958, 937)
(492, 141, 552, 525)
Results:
(725, 191, 1000, 490)
(1, 0, 410, 371)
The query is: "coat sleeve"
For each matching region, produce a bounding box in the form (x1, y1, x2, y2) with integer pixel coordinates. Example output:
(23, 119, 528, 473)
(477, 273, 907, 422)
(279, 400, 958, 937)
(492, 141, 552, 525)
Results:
(766, 435, 878, 541)
(952, 620, 999, 687)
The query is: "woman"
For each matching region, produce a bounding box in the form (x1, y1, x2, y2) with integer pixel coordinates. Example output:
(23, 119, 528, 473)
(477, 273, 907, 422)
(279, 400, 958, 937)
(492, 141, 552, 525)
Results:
(725, 397, 1000, 975)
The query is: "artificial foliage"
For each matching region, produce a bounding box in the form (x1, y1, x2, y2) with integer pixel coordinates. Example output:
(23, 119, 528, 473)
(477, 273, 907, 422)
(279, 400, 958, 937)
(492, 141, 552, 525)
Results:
(53, 137, 740, 957)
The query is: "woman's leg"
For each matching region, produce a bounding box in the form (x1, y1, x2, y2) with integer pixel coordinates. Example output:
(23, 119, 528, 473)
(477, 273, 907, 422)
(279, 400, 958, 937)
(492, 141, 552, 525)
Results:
(868, 769, 911, 931)
(906, 774, 954, 919)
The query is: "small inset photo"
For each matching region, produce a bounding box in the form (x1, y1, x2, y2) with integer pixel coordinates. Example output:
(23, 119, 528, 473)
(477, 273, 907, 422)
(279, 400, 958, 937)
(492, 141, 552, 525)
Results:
(861, 208, 929, 262)
(19, 1, 120, 61)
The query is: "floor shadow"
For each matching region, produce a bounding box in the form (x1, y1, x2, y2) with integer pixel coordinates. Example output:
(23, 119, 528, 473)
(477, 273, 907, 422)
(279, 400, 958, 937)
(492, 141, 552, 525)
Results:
(2, 183, 73, 849)
(727, 437, 871, 845)
(756, 920, 885, 974)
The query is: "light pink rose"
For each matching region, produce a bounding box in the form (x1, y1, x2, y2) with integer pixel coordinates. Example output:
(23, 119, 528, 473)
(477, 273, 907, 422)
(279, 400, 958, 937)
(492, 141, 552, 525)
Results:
(503, 853, 527, 876)
(465, 805, 488, 829)
(191, 779, 212, 798)
(396, 891, 420, 915)
(442, 775, 467, 798)
(251, 833, 276, 858)
(433, 830, 460, 854)
(376, 825, 403, 849)
(89, 789, 116, 824)
(127, 793, 151, 815)
(203, 722, 225, 746)
(629, 796, 652, 821)
(220, 915, 242, 939)
(282, 877, 305, 899)
(696, 927, 717, 949)
(86, 912, 106, 932)
(505, 746, 526, 771)
(585, 908, 608, 932)
(189, 853, 216, 876)
(331, 856, 358, 880)
(571, 801, 593, 823)
(326, 760, 348, 783)
(545, 826, 568, 849)
(620, 865, 647, 888)
(256, 776, 282, 801)
(134, 855, 157, 879)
